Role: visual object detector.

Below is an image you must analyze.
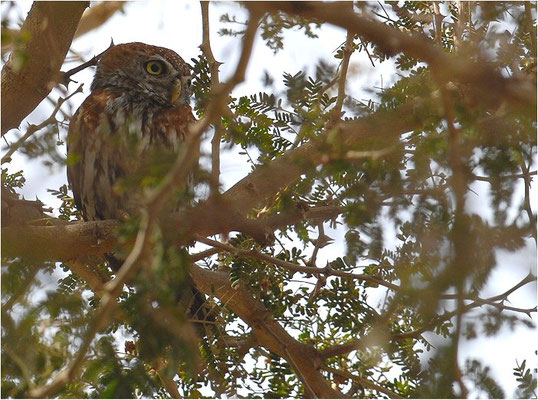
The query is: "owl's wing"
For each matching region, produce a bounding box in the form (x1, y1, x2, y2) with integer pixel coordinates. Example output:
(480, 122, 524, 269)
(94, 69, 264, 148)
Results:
(68, 91, 199, 221)
(67, 91, 115, 221)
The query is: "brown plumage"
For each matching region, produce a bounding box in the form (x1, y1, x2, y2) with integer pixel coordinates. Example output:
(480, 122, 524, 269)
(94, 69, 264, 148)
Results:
(67, 42, 197, 221)
(67, 42, 209, 329)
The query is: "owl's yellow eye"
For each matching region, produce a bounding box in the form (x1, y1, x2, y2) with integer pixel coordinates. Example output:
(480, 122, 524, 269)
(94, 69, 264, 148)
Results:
(145, 60, 167, 75)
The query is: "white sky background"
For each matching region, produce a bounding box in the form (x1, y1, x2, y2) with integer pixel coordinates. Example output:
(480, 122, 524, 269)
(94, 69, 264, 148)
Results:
(2, 1, 537, 397)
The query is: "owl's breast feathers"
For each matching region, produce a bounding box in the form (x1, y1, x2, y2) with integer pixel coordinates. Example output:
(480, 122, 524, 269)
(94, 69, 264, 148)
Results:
(67, 88, 197, 221)
(71, 88, 196, 144)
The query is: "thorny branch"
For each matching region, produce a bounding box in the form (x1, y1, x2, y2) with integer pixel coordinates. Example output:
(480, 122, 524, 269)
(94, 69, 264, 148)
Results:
(200, 1, 225, 196)
(319, 273, 537, 360)
(61, 41, 115, 86)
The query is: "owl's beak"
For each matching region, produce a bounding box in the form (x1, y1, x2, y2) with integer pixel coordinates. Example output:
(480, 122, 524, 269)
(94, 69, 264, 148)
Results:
(170, 81, 182, 103)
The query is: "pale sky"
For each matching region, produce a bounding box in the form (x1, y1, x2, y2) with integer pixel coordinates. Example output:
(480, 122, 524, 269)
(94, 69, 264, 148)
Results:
(2, 1, 536, 397)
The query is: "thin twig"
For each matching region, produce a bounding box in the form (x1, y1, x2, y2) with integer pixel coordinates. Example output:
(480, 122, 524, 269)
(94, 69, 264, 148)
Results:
(322, 366, 404, 399)
(308, 223, 330, 267)
(486, 272, 536, 302)
(472, 170, 537, 182)
(200, 2, 221, 84)
(321, 274, 537, 360)
(193, 234, 400, 291)
(61, 41, 114, 85)
(441, 272, 537, 310)
(520, 160, 536, 243)
(200, 1, 225, 196)
(334, 24, 354, 115)
(29, 212, 153, 398)
(359, 36, 376, 68)
(1, 84, 83, 164)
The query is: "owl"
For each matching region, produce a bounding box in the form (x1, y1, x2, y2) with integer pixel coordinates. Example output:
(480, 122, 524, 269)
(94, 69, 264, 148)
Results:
(67, 42, 197, 222)
(67, 42, 208, 326)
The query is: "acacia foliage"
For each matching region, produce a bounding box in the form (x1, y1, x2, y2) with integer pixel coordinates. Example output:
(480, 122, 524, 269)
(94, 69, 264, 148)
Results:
(1, 2, 537, 398)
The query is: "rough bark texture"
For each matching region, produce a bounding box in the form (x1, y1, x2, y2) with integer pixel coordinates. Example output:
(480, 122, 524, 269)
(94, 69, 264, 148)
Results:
(1, 1, 88, 135)
(2, 99, 430, 261)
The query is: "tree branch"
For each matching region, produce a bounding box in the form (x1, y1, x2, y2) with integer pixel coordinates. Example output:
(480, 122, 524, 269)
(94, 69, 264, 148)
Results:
(200, 1, 225, 196)
(1, 1, 89, 135)
(2, 84, 83, 164)
(190, 264, 345, 398)
(320, 273, 537, 359)
(2, 96, 432, 261)
(322, 366, 404, 399)
(2, 2, 124, 54)
(194, 234, 400, 291)
(249, 2, 536, 117)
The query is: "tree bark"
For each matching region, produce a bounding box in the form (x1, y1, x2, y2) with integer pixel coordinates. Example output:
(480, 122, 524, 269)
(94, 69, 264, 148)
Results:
(1, 1, 89, 135)
(2, 99, 430, 261)
(191, 264, 346, 398)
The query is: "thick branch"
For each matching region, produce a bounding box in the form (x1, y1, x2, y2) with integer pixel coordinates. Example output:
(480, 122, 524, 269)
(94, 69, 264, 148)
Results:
(3, 220, 119, 260)
(2, 2, 124, 53)
(1, 1, 89, 135)
(190, 264, 344, 398)
(3, 97, 430, 261)
(250, 2, 536, 117)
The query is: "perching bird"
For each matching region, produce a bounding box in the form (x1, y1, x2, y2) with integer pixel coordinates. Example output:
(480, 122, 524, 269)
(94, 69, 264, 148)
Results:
(66, 42, 209, 329)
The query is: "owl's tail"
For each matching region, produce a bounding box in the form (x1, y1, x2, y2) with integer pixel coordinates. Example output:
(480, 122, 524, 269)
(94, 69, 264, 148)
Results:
(187, 286, 217, 338)
(105, 252, 216, 339)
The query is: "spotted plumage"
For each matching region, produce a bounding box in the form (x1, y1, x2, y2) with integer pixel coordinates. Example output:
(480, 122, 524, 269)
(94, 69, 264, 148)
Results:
(67, 42, 197, 221)
(67, 42, 209, 328)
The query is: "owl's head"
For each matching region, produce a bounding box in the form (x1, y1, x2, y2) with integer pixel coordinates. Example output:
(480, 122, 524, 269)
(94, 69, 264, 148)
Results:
(91, 42, 192, 106)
